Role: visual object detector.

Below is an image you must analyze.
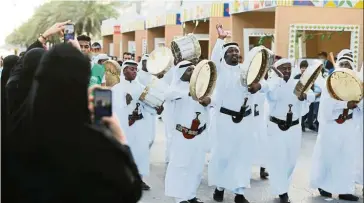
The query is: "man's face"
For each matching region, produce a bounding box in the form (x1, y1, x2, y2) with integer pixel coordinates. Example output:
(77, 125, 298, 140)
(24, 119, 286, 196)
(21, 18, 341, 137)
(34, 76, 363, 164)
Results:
(277, 63, 292, 81)
(300, 66, 307, 74)
(180, 66, 195, 82)
(93, 48, 101, 53)
(224, 47, 239, 66)
(142, 60, 147, 72)
(123, 54, 132, 61)
(318, 55, 326, 60)
(123, 65, 137, 81)
(79, 40, 91, 54)
(338, 61, 352, 69)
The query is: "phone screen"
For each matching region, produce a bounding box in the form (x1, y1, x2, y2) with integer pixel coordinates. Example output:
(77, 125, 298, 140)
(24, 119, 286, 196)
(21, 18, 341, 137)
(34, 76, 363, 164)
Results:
(64, 24, 75, 42)
(93, 89, 112, 125)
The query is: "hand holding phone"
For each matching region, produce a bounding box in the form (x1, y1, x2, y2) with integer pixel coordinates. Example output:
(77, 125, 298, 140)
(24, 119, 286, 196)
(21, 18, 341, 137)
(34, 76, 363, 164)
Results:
(64, 23, 75, 43)
(93, 88, 113, 125)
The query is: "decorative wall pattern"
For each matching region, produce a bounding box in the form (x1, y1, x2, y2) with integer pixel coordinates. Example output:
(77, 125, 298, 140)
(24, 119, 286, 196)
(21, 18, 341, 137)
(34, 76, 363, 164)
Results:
(230, 0, 363, 14)
(288, 24, 360, 68)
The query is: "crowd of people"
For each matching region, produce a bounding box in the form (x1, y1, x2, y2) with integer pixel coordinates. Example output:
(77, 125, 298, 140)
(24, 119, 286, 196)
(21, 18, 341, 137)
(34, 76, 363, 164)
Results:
(1, 20, 363, 203)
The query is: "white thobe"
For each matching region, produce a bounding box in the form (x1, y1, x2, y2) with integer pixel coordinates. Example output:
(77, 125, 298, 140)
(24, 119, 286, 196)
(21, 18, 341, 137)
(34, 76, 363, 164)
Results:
(137, 70, 158, 148)
(353, 99, 363, 185)
(252, 92, 269, 168)
(161, 66, 177, 162)
(310, 86, 360, 194)
(164, 84, 210, 200)
(112, 79, 154, 176)
(208, 65, 265, 194)
(266, 78, 315, 195)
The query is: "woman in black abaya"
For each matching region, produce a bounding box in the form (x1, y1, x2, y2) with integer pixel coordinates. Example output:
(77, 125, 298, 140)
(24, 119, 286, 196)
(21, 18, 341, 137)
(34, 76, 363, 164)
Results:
(4, 43, 142, 203)
(1, 55, 19, 136)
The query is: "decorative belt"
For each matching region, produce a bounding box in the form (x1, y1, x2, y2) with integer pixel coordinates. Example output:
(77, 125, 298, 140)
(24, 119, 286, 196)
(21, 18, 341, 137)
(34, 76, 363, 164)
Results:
(220, 107, 252, 123)
(176, 123, 207, 137)
(335, 113, 353, 124)
(270, 116, 299, 131)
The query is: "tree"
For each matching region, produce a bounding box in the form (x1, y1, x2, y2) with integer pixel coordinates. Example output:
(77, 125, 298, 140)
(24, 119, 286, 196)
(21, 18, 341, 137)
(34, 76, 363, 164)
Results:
(6, 1, 121, 46)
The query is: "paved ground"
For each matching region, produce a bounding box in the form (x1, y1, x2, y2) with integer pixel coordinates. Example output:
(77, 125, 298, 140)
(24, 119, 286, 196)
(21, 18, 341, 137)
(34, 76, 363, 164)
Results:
(140, 120, 363, 203)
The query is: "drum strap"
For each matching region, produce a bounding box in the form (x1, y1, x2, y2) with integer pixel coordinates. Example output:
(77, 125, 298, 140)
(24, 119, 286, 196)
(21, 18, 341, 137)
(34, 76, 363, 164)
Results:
(176, 124, 207, 137)
(270, 116, 299, 131)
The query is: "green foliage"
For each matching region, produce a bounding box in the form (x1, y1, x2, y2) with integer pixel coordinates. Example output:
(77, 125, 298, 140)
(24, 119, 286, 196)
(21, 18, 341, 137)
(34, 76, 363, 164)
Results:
(258, 34, 274, 46)
(6, 1, 121, 46)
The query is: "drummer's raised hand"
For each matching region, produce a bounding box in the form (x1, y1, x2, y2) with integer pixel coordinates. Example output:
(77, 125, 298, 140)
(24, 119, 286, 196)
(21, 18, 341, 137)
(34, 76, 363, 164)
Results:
(199, 97, 211, 107)
(157, 74, 164, 79)
(297, 93, 307, 101)
(126, 93, 133, 105)
(155, 105, 164, 115)
(216, 23, 228, 40)
(248, 83, 261, 94)
(347, 101, 358, 109)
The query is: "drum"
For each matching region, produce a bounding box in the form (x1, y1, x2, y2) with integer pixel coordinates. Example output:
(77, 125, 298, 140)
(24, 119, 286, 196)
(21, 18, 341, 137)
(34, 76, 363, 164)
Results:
(138, 77, 167, 108)
(327, 68, 363, 102)
(103, 60, 121, 87)
(294, 60, 322, 97)
(190, 60, 217, 101)
(171, 34, 201, 65)
(240, 46, 274, 87)
(147, 46, 174, 76)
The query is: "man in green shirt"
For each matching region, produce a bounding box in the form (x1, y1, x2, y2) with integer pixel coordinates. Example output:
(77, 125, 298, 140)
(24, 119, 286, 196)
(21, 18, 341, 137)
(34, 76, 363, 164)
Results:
(89, 54, 110, 87)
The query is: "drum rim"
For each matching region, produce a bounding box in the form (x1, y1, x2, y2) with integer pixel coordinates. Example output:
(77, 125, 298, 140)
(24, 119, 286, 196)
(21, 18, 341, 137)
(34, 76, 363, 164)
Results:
(241, 46, 271, 86)
(189, 59, 217, 101)
(171, 34, 201, 65)
(294, 62, 322, 97)
(146, 47, 174, 75)
(326, 68, 363, 101)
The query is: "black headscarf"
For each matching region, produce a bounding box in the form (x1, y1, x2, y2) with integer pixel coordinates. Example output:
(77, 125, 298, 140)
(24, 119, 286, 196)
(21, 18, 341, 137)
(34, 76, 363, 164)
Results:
(3, 43, 142, 203)
(1, 55, 19, 136)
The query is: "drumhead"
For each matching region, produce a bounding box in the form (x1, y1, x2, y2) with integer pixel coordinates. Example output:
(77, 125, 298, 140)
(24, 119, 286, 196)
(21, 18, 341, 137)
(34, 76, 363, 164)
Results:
(247, 51, 264, 85)
(190, 60, 217, 101)
(241, 46, 271, 86)
(294, 60, 322, 96)
(147, 47, 174, 75)
(327, 68, 363, 101)
(104, 60, 121, 87)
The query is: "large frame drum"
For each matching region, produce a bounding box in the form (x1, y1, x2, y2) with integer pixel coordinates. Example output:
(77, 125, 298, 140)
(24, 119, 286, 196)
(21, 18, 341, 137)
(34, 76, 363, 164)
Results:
(139, 77, 167, 108)
(326, 68, 363, 102)
(103, 60, 121, 87)
(147, 47, 174, 76)
(171, 34, 201, 65)
(240, 46, 274, 87)
(294, 59, 322, 97)
(189, 60, 217, 101)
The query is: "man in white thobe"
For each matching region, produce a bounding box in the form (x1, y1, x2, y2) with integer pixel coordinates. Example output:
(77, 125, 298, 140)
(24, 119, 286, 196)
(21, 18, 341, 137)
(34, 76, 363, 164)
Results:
(265, 59, 315, 203)
(207, 36, 267, 203)
(252, 89, 270, 179)
(136, 54, 158, 149)
(112, 60, 162, 191)
(310, 54, 361, 201)
(164, 60, 211, 203)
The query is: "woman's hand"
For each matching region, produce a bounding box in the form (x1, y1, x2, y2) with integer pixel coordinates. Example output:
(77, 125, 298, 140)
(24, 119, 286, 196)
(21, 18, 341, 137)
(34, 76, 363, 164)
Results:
(43, 20, 71, 38)
(68, 39, 81, 51)
(88, 85, 127, 145)
(102, 116, 127, 145)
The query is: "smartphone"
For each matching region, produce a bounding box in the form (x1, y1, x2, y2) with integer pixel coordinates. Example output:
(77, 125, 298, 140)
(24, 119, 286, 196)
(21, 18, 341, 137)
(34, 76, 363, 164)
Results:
(93, 89, 112, 125)
(64, 23, 75, 43)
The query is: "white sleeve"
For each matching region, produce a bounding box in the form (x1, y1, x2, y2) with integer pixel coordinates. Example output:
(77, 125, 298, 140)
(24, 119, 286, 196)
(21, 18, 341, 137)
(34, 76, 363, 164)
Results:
(211, 39, 225, 66)
(102, 75, 106, 83)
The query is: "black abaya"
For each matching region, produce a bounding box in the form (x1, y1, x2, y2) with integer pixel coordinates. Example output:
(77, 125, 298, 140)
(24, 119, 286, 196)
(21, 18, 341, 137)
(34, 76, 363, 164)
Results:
(3, 43, 142, 203)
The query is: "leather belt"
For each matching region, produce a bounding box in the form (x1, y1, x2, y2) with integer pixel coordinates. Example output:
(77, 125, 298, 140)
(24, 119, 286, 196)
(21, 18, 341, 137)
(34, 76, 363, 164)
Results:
(176, 123, 207, 136)
(270, 116, 299, 131)
(220, 107, 252, 123)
